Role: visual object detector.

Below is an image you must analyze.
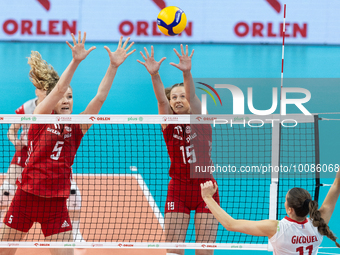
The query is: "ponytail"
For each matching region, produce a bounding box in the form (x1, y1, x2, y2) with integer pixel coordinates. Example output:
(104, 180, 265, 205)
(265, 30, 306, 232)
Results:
(27, 51, 59, 93)
(309, 200, 340, 248)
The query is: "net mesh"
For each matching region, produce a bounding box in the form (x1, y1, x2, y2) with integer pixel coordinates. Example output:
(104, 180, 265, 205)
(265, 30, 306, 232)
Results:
(0, 115, 319, 249)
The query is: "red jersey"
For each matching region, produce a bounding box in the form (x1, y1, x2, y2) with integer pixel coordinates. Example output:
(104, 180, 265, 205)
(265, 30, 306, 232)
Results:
(17, 123, 83, 198)
(15, 98, 37, 142)
(163, 124, 214, 182)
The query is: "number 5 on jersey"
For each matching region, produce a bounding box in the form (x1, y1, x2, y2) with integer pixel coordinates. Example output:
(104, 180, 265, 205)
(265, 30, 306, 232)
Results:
(51, 141, 64, 160)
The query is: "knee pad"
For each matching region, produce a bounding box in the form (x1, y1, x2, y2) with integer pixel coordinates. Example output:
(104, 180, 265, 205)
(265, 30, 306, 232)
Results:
(0, 181, 16, 208)
(67, 180, 82, 211)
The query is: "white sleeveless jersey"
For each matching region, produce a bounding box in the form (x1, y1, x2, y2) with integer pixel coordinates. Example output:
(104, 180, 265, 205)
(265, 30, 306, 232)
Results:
(15, 98, 37, 142)
(269, 217, 323, 255)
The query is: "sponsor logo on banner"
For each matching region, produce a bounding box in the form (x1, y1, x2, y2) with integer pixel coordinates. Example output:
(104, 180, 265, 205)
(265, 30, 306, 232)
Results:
(163, 116, 179, 122)
(175, 244, 187, 248)
(231, 245, 243, 248)
(34, 243, 50, 247)
(148, 244, 160, 247)
(118, 0, 192, 37)
(2, 0, 77, 37)
(89, 116, 110, 121)
(201, 244, 217, 248)
(21, 116, 37, 122)
(56, 116, 72, 122)
(92, 243, 103, 247)
(196, 116, 217, 122)
(128, 117, 137, 121)
(97, 117, 110, 121)
(117, 243, 134, 247)
(0, 117, 4, 121)
(8, 243, 19, 247)
(234, 0, 307, 39)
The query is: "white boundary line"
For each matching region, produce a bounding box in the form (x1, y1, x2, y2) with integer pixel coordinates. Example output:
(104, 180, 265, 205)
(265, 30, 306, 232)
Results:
(72, 173, 165, 230)
(134, 174, 165, 230)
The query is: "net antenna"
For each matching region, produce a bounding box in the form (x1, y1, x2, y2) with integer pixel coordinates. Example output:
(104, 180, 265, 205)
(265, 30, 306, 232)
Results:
(280, 4, 287, 113)
(268, 4, 287, 251)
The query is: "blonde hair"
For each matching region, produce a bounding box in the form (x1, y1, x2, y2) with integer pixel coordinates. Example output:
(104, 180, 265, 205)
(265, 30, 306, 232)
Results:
(27, 51, 59, 94)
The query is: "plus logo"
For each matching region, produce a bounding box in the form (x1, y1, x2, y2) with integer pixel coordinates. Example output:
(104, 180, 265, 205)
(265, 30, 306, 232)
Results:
(37, 0, 51, 11)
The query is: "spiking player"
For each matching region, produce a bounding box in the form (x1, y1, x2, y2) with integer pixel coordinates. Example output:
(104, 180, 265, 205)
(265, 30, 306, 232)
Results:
(201, 169, 340, 255)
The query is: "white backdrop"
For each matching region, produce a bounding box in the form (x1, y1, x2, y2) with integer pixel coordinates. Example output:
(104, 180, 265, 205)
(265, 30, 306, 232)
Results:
(1, 0, 340, 44)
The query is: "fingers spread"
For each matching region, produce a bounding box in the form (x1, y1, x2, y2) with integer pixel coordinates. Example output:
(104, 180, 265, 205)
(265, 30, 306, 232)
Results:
(190, 49, 194, 58)
(78, 31, 81, 44)
(118, 36, 123, 49)
(159, 57, 166, 64)
(122, 37, 130, 49)
(66, 41, 73, 49)
(87, 46, 96, 53)
(173, 48, 181, 58)
(126, 49, 136, 57)
(137, 59, 146, 66)
(82, 32, 87, 44)
(169, 62, 178, 68)
(125, 41, 135, 52)
(104, 46, 111, 54)
(140, 51, 147, 61)
(144, 47, 150, 58)
(151, 45, 154, 58)
(180, 44, 185, 55)
(71, 33, 76, 45)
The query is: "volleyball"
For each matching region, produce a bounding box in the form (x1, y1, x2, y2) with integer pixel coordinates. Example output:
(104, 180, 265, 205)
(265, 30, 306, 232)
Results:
(157, 6, 187, 36)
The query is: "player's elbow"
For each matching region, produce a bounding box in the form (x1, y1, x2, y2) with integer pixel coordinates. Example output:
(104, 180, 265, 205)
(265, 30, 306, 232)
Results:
(95, 94, 107, 104)
(221, 218, 238, 232)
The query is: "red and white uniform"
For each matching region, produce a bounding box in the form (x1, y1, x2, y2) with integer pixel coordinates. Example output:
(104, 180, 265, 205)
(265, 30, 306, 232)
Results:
(269, 217, 323, 255)
(17, 123, 84, 198)
(163, 124, 214, 181)
(163, 124, 219, 214)
(10, 98, 37, 167)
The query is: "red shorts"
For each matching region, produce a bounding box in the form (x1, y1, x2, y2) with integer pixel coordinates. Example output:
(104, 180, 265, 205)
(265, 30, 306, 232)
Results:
(165, 178, 220, 214)
(4, 188, 72, 237)
(10, 147, 28, 168)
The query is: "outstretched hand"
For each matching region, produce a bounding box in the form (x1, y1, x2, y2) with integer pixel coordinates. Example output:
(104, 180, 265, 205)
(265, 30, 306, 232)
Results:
(137, 46, 166, 75)
(104, 36, 136, 68)
(66, 31, 96, 62)
(201, 181, 218, 200)
(170, 44, 194, 72)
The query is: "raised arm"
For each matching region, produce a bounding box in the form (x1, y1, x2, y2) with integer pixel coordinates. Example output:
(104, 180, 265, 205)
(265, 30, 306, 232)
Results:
(170, 44, 201, 114)
(80, 36, 135, 134)
(7, 124, 25, 151)
(137, 46, 171, 115)
(319, 169, 340, 224)
(201, 181, 278, 238)
(34, 31, 95, 114)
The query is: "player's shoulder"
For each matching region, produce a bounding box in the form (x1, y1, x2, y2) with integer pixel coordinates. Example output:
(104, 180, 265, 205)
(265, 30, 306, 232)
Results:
(15, 98, 37, 114)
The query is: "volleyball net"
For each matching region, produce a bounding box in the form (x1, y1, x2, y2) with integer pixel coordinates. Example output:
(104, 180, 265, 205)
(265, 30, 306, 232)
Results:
(0, 114, 320, 249)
